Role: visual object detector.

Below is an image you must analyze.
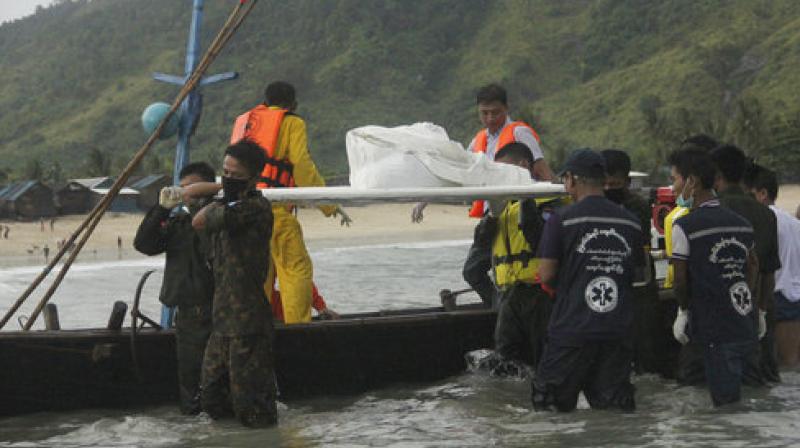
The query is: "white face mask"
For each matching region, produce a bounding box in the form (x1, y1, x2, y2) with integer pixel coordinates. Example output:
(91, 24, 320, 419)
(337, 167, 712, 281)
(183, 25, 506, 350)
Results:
(676, 178, 695, 208)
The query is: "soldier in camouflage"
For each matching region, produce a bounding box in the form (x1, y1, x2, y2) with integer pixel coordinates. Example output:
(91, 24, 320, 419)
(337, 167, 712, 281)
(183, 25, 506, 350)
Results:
(133, 162, 216, 415)
(190, 140, 277, 428)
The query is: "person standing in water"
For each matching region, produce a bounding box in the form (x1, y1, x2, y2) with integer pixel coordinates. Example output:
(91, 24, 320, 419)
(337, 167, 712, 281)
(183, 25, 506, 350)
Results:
(669, 148, 761, 406)
(191, 141, 277, 427)
(133, 162, 216, 415)
(532, 149, 643, 412)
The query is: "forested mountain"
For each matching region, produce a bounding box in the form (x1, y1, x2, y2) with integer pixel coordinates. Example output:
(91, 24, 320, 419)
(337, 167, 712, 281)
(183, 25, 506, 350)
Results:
(1, 0, 799, 183)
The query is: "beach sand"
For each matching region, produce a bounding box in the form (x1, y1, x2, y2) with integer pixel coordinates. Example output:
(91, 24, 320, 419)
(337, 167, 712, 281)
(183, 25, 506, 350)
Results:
(0, 203, 476, 266)
(1, 184, 799, 267)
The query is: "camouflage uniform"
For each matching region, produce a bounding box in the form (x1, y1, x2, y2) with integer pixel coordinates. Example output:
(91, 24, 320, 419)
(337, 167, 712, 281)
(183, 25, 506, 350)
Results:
(134, 204, 213, 415)
(200, 192, 277, 427)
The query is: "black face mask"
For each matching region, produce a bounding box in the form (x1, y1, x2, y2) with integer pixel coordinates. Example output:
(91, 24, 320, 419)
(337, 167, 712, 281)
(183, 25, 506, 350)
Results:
(222, 177, 250, 203)
(604, 188, 626, 204)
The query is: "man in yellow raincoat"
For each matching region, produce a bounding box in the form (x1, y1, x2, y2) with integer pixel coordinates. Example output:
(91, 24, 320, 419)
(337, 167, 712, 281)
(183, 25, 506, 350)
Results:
(230, 81, 350, 324)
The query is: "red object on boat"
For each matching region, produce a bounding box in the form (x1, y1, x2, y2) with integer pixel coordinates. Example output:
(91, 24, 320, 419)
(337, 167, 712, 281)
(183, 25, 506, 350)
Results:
(271, 284, 328, 321)
(652, 186, 676, 235)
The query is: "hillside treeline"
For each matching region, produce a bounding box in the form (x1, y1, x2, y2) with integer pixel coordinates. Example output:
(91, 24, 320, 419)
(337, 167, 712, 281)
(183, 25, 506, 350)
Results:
(0, 0, 799, 183)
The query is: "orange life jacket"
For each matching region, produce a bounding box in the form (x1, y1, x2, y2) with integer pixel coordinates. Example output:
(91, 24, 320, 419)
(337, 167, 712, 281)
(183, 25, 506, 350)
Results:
(230, 105, 296, 189)
(468, 121, 541, 218)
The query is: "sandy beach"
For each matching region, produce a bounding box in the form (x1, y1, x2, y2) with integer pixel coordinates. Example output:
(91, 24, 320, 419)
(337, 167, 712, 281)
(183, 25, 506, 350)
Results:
(0, 203, 477, 267)
(1, 185, 799, 267)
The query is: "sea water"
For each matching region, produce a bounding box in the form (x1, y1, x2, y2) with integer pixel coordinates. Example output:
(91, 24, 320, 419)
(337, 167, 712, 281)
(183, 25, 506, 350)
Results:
(1, 241, 799, 447)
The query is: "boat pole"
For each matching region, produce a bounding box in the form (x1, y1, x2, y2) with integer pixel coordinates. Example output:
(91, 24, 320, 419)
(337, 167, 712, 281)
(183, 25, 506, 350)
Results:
(0, 0, 258, 331)
(154, 0, 239, 329)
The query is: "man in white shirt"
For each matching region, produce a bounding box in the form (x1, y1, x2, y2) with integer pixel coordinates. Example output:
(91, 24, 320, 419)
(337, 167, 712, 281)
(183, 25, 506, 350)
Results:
(411, 84, 553, 308)
(745, 163, 800, 367)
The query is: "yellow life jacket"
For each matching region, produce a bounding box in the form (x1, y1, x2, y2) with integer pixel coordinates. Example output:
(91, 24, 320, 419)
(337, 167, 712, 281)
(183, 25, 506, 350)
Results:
(663, 206, 690, 288)
(492, 200, 541, 287)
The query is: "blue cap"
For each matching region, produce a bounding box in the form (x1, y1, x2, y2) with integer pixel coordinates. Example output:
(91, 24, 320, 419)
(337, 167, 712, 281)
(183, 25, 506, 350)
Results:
(557, 148, 606, 178)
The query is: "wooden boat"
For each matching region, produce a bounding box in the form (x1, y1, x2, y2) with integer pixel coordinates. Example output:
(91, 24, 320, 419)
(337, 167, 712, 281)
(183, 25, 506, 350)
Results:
(0, 304, 495, 417)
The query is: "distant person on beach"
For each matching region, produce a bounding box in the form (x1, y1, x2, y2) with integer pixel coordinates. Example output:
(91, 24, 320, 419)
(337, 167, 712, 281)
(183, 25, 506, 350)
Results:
(49, 218, 55, 232)
(669, 148, 761, 407)
(4, 225, 9, 239)
(191, 141, 277, 427)
(39, 218, 44, 232)
(230, 80, 350, 324)
(43, 245, 49, 263)
(532, 149, 643, 412)
(744, 164, 800, 368)
(133, 161, 216, 415)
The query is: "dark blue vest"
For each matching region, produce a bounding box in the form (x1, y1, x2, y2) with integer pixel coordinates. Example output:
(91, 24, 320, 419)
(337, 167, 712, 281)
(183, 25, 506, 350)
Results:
(548, 196, 642, 344)
(674, 203, 756, 344)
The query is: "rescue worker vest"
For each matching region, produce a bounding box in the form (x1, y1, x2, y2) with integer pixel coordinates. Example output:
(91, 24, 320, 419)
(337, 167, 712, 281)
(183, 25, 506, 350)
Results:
(230, 105, 296, 189)
(469, 121, 541, 218)
(492, 200, 540, 287)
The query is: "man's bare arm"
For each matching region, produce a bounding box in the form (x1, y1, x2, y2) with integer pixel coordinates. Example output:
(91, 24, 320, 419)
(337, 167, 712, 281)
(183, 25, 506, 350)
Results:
(532, 159, 555, 182)
(183, 182, 221, 202)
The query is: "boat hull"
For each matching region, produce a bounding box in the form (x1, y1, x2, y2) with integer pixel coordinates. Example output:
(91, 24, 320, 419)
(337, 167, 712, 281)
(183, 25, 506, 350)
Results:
(0, 306, 495, 416)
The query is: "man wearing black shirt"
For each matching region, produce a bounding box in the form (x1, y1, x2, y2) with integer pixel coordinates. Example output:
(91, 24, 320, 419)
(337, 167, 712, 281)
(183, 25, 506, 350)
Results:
(670, 148, 760, 406)
(601, 149, 676, 376)
(532, 149, 643, 412)
(133, 162, 216, 415)
(711, 145, 780, 383)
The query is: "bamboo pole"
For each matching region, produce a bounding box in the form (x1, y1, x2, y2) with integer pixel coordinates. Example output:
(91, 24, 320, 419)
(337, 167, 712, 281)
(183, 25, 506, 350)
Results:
(6, 0, 258, 331)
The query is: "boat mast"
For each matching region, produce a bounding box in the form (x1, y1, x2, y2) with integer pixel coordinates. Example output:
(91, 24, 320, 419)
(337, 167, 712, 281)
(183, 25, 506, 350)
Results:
(152, 0, 238, 326)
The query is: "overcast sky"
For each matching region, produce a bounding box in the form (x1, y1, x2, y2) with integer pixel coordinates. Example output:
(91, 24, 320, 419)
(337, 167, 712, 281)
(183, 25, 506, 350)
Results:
(0, 0, 55, 24)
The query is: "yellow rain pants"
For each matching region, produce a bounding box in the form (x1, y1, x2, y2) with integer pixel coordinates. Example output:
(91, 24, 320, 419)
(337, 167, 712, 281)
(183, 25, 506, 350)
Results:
(265, 207, 314, 324)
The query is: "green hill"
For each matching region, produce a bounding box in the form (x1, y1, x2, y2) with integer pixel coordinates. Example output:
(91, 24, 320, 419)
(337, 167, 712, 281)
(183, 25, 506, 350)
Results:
(1, 0, 799, 183)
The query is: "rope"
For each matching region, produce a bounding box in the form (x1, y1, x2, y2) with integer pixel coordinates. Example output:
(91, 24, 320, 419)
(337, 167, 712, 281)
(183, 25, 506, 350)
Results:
(0, 0, 259, 331)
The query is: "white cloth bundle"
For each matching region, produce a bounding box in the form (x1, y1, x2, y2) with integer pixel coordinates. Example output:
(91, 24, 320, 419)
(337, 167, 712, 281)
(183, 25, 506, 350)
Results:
(346, 122, 533, 189)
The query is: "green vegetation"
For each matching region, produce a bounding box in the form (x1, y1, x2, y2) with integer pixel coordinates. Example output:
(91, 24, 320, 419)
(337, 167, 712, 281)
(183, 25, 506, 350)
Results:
(0, 0, 799, 182)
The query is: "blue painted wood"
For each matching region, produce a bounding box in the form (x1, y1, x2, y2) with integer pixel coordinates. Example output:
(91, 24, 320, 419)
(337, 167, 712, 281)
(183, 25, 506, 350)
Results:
(154, 0, 238, 328)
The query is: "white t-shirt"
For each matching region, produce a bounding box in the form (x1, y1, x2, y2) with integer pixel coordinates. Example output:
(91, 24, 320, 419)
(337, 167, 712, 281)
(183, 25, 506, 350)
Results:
(466, 116, 544, 162)
(770, 205, 800, 302)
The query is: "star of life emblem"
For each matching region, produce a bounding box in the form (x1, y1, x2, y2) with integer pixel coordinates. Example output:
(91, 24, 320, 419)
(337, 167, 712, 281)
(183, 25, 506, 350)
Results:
(585, 276, 618, 313)
(729, 281, 753, 316)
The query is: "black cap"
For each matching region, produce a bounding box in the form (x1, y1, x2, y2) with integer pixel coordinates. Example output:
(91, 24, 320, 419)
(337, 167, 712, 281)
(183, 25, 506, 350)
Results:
(600, 149, 631, 176)
(557, 148, 606, 178)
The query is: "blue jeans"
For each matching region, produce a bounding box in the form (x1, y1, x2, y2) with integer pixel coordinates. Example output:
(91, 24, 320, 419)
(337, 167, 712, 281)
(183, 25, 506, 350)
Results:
(775, 291, 800, 322)
(703, 340, 757, 407)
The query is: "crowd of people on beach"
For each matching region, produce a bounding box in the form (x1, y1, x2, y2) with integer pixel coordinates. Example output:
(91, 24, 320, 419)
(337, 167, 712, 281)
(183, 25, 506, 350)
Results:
(132, 80, 800, 428)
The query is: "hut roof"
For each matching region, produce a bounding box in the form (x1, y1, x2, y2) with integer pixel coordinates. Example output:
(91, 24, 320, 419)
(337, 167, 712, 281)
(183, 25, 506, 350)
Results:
(0, 180, 41, 201)
(72, 177, 112, 189)
(91, 187, 140, 196)
(129, 174, 169, 190)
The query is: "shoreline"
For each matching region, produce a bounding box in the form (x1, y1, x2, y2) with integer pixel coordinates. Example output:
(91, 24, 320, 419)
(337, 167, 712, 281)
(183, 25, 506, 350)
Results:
(1, 185, 799, 269)
(0, 203, 476, 268)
